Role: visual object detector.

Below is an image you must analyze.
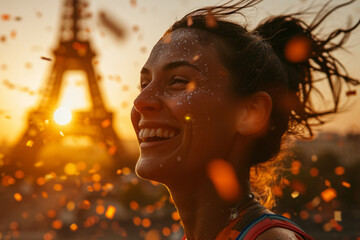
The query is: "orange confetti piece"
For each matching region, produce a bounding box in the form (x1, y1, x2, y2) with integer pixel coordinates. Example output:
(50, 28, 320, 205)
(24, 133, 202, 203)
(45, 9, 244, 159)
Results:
(207, 159, 240, 201)
(187, 16, 193, 27)
(133, 216, 141, 226)
(325, 179, 331, 187)
(205, 10, 217, 28)
(142, 218, 151, 228)
(26, 140, 34, 147)
(334, 166, 345, 175)
(130, 201, 139, 211)
(41, 191, 48, 198)
(321, 187, 337, 202)
(47, 210, 56, 218)
(81, 200, 91, 209)
(34, 161, 44, 168)
(36, 177, 46, 186)
(13, 193, 22, 202)
(53, 183, 63, 191)
(96, 205, 105, 215)
(108, 146, 117, 155)
(291, 191, 299, 199)
(105, 205, 116, 219)
(52, 220, 62, 229)
(309, 167, 319, 177)
(2, 14, 10, 21)
(101, 119, 111, 128)
(92, 173, 101, 182)
(10, 30, 16, 38)
(284, 35, 312, 63)
(171, 211, 180, 221)
(122, 167, 131, 175)
(14, 170, 24, 179)
(291, 160, 301, 175)
(70, 223, 78, 231)
(43, 232, 54, 240)
(282, 212, 291, 219)
(130, 0, 137, 7)
(341, 181, 351, 188)
(162, 227, 171, 237)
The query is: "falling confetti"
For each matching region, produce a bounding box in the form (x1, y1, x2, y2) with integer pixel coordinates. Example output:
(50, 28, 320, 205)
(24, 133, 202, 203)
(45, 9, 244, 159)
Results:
(105, 205, 116, 219)
(321, 187, 337, 202)
(41, 56, 52, 61)
(207, 159, 240, 201)
(13, 193, 22, 202)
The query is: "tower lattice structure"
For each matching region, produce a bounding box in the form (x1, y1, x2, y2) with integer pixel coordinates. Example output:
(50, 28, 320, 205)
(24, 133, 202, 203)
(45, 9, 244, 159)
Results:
(6, 0, 131, 175)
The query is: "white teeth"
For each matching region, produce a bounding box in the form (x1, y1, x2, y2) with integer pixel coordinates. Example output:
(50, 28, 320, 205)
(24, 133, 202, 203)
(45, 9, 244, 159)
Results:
(139, 127, 177, 140)
(156, 128, 163, 137)
(143, 128, 150, 138)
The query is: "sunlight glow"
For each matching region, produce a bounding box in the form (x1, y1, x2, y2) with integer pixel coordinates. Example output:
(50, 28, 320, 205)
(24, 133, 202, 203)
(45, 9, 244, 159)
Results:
(54, 107, 72, 125)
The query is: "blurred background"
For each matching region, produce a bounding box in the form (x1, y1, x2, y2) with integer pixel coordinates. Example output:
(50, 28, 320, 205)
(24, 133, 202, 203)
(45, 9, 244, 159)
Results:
(0, 0, 359, 239)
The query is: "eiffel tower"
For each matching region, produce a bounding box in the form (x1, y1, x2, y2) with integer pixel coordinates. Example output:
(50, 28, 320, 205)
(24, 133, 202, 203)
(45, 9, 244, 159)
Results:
(6, 0, 131, 175)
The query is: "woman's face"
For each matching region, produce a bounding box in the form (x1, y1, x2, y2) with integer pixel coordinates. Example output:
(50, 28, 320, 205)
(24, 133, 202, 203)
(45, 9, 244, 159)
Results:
(131, 28, 240, 183)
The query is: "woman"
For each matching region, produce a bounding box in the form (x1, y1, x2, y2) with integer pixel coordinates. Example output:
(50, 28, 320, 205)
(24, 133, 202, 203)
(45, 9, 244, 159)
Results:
(131, 0, 359, 239)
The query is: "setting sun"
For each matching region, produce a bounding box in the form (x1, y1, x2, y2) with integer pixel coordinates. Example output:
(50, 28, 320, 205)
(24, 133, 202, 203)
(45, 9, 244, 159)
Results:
(54, 107, 72, 125)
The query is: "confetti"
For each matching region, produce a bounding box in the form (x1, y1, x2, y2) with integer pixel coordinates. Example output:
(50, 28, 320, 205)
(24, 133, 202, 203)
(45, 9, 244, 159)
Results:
(52, 220, 62, 229)
(341, 181, 351, 188)
(2, 14, 10, 21)
(334, 166, 345, 175)
(13, 193, 22, 202)
(105, 205, 116, 219)
(207, 159, 240, 201)
(187, 16, 193, 27)
(26, 140, 34, 147)
(284, 35, 312, 63)
(334, 211, 342, 221)
(291, 191, 300, 198)
(205, 10, 217, 28)
(34, 161, 44, 168)
(321, 187, 337, 202)
(142, 218, 151, 228)
(96, 205, 105, 215)
(98, 11, 127, 40)
(70, 223, 78, 231)
(41, 56, 52, 61)
(133, 216, 141, 226)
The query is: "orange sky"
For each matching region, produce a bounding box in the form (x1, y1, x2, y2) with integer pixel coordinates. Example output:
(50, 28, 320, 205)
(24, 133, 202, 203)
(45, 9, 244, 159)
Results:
(0, 0, 360, 146)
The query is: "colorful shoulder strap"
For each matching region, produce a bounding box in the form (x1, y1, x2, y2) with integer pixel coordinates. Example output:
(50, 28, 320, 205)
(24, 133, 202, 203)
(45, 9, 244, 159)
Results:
(236, 214, 314, 240)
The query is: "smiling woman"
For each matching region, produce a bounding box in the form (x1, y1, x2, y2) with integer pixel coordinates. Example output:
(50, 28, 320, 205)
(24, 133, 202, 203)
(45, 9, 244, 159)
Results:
(130, 0, 359, 239)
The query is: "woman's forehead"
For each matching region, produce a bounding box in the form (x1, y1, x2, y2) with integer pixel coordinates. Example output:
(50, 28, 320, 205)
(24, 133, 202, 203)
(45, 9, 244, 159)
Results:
(144, 28, 220, 69)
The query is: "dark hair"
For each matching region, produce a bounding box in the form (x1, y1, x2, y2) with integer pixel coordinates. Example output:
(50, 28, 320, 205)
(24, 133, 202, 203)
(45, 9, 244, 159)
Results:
(164, 0, 360, 207)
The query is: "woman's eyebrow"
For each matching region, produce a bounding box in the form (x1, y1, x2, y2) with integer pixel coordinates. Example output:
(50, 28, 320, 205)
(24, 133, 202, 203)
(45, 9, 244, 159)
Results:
(140, 60, 200, 75)
(163, 60, 200, 72)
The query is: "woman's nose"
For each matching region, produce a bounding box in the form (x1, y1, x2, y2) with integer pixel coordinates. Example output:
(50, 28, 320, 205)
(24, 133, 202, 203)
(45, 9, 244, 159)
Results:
(133, 86, 162, 114)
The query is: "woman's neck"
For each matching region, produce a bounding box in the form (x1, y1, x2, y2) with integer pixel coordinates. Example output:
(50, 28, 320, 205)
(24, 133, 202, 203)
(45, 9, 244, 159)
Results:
(167, 172, 251, 240)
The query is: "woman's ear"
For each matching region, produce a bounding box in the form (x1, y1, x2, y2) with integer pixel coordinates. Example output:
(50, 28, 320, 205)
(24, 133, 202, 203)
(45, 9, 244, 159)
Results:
(235, 91, 272, 136)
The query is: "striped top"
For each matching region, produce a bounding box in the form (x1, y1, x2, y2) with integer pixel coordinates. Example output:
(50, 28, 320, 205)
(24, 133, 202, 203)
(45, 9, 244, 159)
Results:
(181, 201, 314, 240)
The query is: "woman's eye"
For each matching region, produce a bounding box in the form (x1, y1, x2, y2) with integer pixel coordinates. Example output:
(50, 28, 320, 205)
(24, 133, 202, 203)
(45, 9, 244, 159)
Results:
(140, 82, 149, 90)
(170, 78, 189, 89)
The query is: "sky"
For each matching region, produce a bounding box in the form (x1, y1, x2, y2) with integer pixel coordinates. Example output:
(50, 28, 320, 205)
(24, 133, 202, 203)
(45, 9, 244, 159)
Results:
(0, 0, 360, 146)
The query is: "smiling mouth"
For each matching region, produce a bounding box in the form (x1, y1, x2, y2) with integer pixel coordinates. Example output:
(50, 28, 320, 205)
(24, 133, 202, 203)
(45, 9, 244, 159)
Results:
(139, 127, 180, 142)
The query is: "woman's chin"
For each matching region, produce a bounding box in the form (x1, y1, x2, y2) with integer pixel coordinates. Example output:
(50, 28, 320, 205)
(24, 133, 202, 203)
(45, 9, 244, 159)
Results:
(135, 156, 165, 182)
